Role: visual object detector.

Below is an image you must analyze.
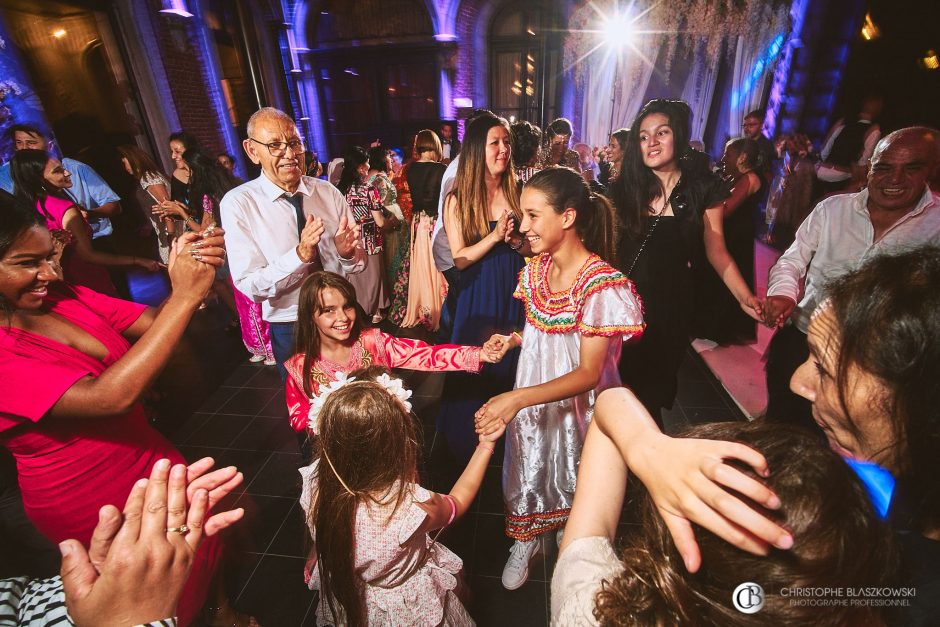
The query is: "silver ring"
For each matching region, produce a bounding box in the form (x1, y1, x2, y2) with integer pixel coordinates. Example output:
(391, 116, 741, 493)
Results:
(166, 524, 190, 535)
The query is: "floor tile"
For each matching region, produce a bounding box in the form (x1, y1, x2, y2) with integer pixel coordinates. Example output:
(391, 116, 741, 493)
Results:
(232, 494, 296, 554)
(230, 416, 298, 453)
(217, 387, 280, 416)
(245, 365, 283, 389)
(183, 413, 253, 447)
(467, 575, 549, 627)
(267, 501, 310, 558)
(235, 554, 317, 625)
(246, 451, 304, 498)
(257, 388, 288, 418)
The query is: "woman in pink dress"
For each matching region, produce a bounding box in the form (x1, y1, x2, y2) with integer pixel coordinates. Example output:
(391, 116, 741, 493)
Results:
(0, 203, 227, 626)
(10, 149, 161, 295)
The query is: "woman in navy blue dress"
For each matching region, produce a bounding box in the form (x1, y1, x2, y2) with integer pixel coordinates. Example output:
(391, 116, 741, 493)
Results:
(437, 114, 527, 461)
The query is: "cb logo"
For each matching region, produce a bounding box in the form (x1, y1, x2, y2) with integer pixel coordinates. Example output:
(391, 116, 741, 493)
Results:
(732, 582, 765, 614)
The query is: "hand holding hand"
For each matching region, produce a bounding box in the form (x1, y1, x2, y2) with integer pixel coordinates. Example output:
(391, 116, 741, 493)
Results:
(479, 423, 505, 443)
(135, 258, 162, 272)
(473, 391, 523, 435)
(740, 294, 764, 322)
(297, 215, 325, 263)
(481, 333, 514, 363)
(762, 295, 796, 328)
(153, 200, 188, 220)
(334, 215, 362, 259)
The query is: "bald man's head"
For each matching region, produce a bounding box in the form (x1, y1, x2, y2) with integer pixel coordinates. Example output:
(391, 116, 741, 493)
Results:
(867, 126, 938, 213)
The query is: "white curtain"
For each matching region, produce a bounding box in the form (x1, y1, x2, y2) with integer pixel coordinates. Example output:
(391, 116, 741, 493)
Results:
(579, 43, 660, 147)
(728, 35, 768, 139)
(681, 46, 718, 143)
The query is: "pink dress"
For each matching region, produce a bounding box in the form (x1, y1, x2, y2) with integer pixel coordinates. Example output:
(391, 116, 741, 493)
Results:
(284, 327, 482, 432)
(299, 462, 473, 626)
(35, 195, 118, 296)
(0, 283, 219, 626)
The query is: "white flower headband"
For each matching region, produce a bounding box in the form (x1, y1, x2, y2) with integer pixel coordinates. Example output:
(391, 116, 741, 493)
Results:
(307, 372, 413, 433)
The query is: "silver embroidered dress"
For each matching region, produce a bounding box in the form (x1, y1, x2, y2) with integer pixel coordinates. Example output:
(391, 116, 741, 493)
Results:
(503, 254, 644, 540)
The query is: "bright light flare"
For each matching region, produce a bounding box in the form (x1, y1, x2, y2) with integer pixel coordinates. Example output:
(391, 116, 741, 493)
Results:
(52, 29, 66, 38)
(601, 11, 635, 50)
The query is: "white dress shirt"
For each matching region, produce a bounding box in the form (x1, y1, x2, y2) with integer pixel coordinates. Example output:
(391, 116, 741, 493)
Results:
(431, 156, 460, 272)
(221, 172, 366, 323)
(767, 187, 940, 333)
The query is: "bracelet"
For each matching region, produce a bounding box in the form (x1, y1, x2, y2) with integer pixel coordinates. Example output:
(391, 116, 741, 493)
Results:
(511, 331, 523, 347)
(509, 238, 524, 251)
(477, 443, 494, 454)
(443, 494, 457, 526)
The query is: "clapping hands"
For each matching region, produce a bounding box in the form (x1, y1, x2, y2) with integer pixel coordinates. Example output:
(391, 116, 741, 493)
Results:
(334, 215, 363, 259)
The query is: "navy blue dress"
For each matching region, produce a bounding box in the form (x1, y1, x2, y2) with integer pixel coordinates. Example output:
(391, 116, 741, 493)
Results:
(437, 222, 525, 461)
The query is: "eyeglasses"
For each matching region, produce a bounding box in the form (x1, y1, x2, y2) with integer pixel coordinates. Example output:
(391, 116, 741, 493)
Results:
(248, 137, 305, 157)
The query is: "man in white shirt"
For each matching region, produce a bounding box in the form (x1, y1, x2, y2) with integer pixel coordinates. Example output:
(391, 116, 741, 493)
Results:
(221, 107, 365, 378)
(762, 126, 940, 431)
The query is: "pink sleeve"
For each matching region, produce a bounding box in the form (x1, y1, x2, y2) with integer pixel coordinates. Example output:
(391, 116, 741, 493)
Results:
(380, 332, 482, 373)
(0, 356, 92, 429)
(286, 375, 310, 433)
(69, 284, 148, 333)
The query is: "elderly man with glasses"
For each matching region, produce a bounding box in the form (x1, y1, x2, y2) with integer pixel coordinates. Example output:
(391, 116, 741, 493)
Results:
(221, 107, 365, 380)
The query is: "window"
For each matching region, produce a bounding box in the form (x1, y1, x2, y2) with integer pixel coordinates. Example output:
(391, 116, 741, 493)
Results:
(489, 1, 561, 126)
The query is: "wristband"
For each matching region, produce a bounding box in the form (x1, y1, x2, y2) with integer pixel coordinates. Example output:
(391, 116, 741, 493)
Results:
(511, 331, 523, 347)
(443, 494, 457, 526)
(477, 443, 495, 454)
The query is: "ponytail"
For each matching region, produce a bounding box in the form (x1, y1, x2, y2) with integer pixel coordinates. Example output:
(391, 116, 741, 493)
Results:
(524, 167, 619, 263)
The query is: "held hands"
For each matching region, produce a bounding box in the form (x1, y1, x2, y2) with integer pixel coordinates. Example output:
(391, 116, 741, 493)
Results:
(474, 390, 524, 436)
(481, 333, 519, 363)
(761, 295, 797, 328)
(297, 215, 326, 263)
(740, 294, 765, 323)
(60, 458, 245, 627)
(334, 215, 363, 259)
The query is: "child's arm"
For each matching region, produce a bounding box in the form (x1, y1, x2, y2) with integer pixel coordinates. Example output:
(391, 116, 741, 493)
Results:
(415, 431, 500, 533)
(286, 372, 311, 433)
(475, 333, 613, 433)
(380, 331, 488, 373)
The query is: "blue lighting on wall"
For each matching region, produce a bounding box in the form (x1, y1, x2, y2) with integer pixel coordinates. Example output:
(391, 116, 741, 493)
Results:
(731, 33, 786, 108)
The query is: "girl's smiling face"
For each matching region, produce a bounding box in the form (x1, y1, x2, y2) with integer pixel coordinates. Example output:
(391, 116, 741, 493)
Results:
(518, 187, 573, 255)
(314, 287, 357, 344)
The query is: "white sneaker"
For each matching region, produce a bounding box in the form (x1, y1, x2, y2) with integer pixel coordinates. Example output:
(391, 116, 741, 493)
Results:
(556, 528, 564, 549)
(248, 354, 265, 363)
(263, 357, 277, 366)
(501, 539, 538, 590)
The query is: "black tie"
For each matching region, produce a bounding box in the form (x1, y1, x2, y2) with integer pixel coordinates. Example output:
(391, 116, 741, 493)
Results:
(285, 193, 305, 239)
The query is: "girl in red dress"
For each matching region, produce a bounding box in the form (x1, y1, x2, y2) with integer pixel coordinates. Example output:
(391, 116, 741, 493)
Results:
(284, 271, 502, 434)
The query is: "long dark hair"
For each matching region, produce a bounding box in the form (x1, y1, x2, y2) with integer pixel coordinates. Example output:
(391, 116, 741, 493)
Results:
(311, 366, 419, 627)
(726, 137, 765, 174)
(184, 149, 237, 208)
(9, 150, 71, 223)
(337, 146, 369, 195)
(610, 99, 693, 241)
(117, 144, 166, 181)
(294, 272, 366, 397)
(524, 167, 618, 263)
(367, 146, 389, 174)
(168, 130, 202, 155)
(826, 245, 940, 533)
(594, 421, 898, 626)
(0, 194, 45, 318)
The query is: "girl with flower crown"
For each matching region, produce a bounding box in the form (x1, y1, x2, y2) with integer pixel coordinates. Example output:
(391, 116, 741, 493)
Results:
(300, 366, 496, 626)
(284, 271, 502, 434)
(474, 167, 645, 591)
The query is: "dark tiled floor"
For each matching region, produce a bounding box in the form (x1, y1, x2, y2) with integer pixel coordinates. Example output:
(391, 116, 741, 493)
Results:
(163, 333, 743, 626)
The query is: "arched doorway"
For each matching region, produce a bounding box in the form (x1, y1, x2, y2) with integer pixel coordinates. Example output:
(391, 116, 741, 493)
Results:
(307, 0, 439, 156)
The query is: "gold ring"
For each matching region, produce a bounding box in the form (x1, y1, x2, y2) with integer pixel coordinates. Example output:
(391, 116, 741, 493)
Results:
(166, 525, 190, 535)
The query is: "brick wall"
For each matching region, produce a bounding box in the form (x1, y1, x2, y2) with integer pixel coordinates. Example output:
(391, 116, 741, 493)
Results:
(145, 0, 227, 154)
